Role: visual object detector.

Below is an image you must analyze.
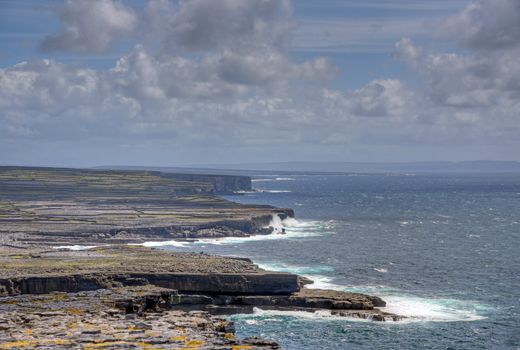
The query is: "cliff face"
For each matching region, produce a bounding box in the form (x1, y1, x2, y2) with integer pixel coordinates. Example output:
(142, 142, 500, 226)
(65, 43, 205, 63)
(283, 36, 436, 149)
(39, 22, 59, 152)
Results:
(0, 167, 291, 247)
(163, 173, 252, 193)
(0, 246, 401, 323)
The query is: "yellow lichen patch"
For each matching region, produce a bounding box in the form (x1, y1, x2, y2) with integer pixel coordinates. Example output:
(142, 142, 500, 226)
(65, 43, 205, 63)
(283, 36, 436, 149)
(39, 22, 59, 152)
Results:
(185, 339, 206, 347)
(231, 346, 254, 350)
(0, 340, 36, 349)
(23, 329, 33, 336)
(11, 255, 30, 259)
(84, 341, 129, 348)
(169, 336, 186, 342)
(223, 332, 235, 339)
(0, 339, 71, 349)
(137, 342, 153, 347)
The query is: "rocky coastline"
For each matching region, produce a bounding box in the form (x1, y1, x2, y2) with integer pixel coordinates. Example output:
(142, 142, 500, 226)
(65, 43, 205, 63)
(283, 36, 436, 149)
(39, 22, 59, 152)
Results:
(0, 167, 402, 349)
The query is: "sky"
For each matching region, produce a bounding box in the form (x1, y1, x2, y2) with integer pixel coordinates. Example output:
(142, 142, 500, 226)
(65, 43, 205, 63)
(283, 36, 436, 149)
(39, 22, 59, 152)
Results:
(0, 0, 519, 167)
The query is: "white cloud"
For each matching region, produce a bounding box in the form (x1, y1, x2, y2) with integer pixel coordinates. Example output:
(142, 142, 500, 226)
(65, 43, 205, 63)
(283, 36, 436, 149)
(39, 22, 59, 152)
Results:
(395, 37, 520, 108)
(441, 0, 520, 50)
(1, 0, 519, 165)
(163, 0, 293, 52)
(347, 79, 413, 117)
(40, 0, 137, 53)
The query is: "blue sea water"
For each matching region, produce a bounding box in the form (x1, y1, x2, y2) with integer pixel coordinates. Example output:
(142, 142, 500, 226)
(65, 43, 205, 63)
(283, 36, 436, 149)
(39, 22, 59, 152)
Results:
(163, 174, 520, 349)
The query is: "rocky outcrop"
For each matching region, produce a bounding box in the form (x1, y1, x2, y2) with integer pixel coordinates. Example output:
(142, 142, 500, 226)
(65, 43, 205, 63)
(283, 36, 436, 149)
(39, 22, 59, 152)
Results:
(0, 286, 281, 349)
(0, 272, 300, 297)
(146, 272, 301, 295)
(235, 289, 385, 310)
(0, 246, 402, 322)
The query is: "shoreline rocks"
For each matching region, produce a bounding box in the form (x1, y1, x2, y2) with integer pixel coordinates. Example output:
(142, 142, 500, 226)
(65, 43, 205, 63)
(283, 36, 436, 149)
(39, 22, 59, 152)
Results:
(0, 166, 404, 348)
(0, 286, 281, 349)
(0, 246, 403, 323)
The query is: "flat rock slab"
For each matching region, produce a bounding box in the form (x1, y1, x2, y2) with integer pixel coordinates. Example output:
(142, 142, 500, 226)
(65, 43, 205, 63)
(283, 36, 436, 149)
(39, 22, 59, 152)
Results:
(0, 287, 280, 349)
(0, 246, 301, 297)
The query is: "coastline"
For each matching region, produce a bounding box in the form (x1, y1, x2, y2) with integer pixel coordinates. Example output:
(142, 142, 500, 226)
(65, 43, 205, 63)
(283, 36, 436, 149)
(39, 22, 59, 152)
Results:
(0, 167, 401, 348)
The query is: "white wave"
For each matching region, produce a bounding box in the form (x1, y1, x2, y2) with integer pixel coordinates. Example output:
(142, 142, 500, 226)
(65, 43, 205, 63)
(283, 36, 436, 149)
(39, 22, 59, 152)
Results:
(251, 177, 295, 182)
(53, 245, 101, 250)
(132, 240, 191, 248)
(374, 267, 388, 273)
(193, 229, 321, 246)
(331, 285, 489, 323)
(257, 262, 334, 275)
(234, 189, 292, 194)
(251, 178, 276, 182)
(380, 295, 489, 323)
(188, 217, 330, 246)
(135, 217, 331, 248)
(256, 259, 490, 324)
(234, 307, 361, 322)
(256, 189, 292, 193)
(267, 215, 328, 232)
(304, 275, 346, 291)
(307, 284, 488, 323)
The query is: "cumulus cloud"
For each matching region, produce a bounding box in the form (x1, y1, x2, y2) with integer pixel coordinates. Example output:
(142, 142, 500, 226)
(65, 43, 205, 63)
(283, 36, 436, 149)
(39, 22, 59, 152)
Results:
(392, 0, 520, 111)
(441, 0, 520, 50)
(347, 79, 413, 117)
(2, 0, 519, 165)
(164, 0, 293, 52)
(40, 0, 137, 53)
(394, 37, 520, 108)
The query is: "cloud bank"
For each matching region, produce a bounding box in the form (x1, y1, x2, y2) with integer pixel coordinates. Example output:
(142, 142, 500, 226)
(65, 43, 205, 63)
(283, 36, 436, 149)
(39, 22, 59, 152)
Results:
(1, 0, 519, 165)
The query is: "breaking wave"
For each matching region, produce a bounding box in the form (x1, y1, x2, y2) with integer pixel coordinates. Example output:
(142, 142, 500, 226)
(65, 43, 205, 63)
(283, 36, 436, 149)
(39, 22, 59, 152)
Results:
(136, 217, 334, 248)
(252, 177, 296, 182)
(232, 307, 356, 322)
(256, 189, 292, 193)
(255, 262, 491, 323)
(380, 295, 489, 323)
(257, 262, 334, 275)
(132, 240, 191, 248)
(233, 189, 292, 194)
(53, 245, 102, 250)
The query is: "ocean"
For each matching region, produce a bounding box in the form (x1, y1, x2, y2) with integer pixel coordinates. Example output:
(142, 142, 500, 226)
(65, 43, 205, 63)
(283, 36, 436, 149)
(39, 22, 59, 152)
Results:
(162, 173, 520, 349)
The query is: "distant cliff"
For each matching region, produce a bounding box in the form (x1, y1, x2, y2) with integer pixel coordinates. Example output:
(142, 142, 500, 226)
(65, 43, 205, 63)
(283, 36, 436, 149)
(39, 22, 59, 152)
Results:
(163, 173, 251, 194)
(91, 166, 252, 193)
(0, 166, 251, 197)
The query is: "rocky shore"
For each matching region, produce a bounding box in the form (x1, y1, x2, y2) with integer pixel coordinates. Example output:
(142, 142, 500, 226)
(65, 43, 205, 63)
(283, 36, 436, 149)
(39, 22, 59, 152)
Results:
(0, 167, 292, 248)
(0, 167, 402, 348)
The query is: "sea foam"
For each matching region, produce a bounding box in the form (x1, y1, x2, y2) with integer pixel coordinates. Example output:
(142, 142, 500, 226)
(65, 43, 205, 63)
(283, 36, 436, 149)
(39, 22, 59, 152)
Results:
(53, 245, 101, 250)
(132, 240, 191, 248)
(256, 262, 490, 323)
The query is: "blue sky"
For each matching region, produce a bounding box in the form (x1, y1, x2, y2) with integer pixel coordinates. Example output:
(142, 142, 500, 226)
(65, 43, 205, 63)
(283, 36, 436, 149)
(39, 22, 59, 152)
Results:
(1, 0, 467, 87)
(1, 0, 519, 166)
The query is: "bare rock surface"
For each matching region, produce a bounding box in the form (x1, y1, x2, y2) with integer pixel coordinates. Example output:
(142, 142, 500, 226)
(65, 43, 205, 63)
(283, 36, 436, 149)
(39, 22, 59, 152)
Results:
(0, 286, 280, 349)
(0, 166, 404, 349)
